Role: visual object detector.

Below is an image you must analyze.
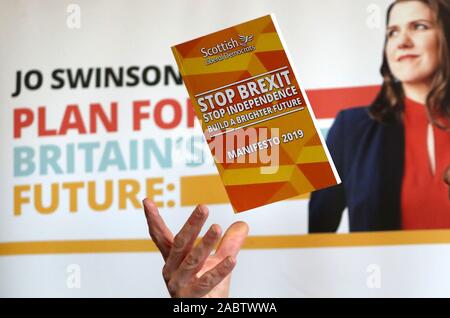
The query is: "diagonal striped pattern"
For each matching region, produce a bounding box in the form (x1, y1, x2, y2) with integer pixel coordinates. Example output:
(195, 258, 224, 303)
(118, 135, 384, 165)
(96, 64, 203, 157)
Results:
(172, 15, 340, 212)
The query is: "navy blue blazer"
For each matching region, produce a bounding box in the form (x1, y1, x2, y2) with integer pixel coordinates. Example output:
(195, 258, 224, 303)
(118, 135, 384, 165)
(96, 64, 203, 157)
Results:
(308, 106, 405, 232)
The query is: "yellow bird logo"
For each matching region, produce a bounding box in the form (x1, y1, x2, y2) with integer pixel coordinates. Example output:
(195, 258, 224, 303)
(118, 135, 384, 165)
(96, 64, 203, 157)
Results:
(238, 34, 254, 46)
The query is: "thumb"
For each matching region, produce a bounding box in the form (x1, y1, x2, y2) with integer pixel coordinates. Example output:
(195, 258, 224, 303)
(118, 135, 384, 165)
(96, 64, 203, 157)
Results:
(215, 221, 249, 259)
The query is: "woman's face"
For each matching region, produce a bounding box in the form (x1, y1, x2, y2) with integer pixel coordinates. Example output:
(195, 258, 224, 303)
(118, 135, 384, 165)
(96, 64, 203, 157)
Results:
(386, 1, 440, 85)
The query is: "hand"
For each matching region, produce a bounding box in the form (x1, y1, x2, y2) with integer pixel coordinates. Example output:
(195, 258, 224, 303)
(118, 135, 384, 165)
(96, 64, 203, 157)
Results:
(142, 198, 249, 298)
(444, 165, 450, 200)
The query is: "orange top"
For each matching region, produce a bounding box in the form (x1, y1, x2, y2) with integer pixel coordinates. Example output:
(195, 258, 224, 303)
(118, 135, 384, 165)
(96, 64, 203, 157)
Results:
(401, 97, 450, 230)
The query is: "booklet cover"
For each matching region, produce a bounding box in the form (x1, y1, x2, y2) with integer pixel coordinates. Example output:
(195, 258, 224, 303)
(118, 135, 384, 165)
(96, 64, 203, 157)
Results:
(172, 14, 341, 213)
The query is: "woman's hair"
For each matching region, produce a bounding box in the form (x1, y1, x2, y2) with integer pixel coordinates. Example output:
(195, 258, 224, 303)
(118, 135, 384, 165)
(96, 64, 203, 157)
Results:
(369, 0, 450, 129)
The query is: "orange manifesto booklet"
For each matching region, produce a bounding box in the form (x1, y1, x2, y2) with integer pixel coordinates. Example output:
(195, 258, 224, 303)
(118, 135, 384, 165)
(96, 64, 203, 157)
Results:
(172, 14, 341, 213)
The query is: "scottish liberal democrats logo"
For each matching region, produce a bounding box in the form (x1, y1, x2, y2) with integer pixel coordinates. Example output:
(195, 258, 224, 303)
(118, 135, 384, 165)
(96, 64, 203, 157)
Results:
(238, 34, 254, 46)
(201, 34, 255, 65)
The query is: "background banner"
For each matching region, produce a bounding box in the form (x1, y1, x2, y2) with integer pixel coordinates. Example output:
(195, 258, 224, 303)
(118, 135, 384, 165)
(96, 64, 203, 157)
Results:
(1, 0, 450, 297)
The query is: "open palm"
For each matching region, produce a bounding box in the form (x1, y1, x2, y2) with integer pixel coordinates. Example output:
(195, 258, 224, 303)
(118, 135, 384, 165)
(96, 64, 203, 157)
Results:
(143, 198, 248, 298)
